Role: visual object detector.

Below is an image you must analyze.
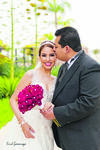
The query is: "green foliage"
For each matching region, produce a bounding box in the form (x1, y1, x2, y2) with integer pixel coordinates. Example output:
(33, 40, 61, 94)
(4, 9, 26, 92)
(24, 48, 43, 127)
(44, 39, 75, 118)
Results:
(0, 76, 20, 99)
(46, 0, 71, 12)
(43, 33, 54, 40)
(0, 52, 34, 78)
(2, 1, 8, 4)
(51, 65, 60, 77)
(0, 97, 14, 129)
(38, 6, 47, 10)
(14, 64, 33, 78)
(38, 0, 45, 2)
(45, 0, 71, 29)
(93, 49, 100, 55)
(0, 62, 11, 77)
(58, 17, 74, 27)
(26, 8, 31, 11)
(0, 54, 11, 64)
(35, 12, 41, 16)
(0, 63, 29, 97)
(64, 2, 71, 8)
(0, 39, 3, 46)
(30, 3, 37, 7)
(0, 54, 11, 77)
(14, 65, 25, 78)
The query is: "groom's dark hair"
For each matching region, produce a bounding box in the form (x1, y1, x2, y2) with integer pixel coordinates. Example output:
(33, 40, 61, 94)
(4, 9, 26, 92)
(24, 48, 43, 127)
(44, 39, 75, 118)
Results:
(55, 26, 82, 52)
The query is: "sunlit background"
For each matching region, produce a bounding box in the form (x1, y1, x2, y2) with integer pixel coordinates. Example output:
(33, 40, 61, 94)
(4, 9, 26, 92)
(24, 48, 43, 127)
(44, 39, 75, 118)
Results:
(0, 0, 100, 139)
(0, 0, 100, 68)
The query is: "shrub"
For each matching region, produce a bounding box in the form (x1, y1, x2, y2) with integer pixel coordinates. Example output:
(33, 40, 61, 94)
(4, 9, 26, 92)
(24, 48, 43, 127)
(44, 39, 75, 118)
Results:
(14, 64, 33, 78)
(0, 54, 11, 77)
(0, 76, 20, 99)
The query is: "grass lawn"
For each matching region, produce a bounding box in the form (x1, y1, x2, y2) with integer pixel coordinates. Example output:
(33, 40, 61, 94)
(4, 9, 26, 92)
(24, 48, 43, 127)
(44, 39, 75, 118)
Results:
(0, 98, 14, 129)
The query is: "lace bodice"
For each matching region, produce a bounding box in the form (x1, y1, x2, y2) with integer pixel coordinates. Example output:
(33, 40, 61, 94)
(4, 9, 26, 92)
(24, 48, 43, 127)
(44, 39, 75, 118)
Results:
(31, 68, 57, 107)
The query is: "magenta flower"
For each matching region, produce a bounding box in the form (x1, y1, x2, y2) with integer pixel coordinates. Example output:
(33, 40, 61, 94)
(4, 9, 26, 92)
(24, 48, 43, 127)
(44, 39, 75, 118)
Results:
(18, 84, 43, 114)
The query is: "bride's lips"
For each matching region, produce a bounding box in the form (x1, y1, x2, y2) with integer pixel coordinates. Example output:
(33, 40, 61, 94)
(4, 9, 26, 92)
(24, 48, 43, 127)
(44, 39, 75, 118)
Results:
(44, 62, 52, 66)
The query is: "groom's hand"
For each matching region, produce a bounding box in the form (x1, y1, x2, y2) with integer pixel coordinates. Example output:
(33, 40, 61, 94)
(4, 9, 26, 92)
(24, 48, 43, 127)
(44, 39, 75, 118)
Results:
(40, 102, 55, 120)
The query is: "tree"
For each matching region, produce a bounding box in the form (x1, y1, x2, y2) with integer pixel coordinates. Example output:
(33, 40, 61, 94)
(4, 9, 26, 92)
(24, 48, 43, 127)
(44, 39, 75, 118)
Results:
(0, 0, 14, 78)
(39, 33, 54, 41)
(45, 0, 71, 29)
(26, 0, 47, 67)
(58, 17, 74, 27)
(10, 0, 14, 79)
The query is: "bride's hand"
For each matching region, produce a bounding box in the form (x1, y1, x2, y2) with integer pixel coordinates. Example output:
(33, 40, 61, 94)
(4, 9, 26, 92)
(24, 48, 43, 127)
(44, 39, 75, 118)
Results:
(21, 122, 35, 139)
(40, 102, 56, 120)
(41, 102, 54, 112)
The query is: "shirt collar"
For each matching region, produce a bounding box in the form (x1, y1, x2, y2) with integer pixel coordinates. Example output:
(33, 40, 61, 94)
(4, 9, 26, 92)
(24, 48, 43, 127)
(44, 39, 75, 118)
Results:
(67, 50, 83, 69)
(68, 50, 83, 65)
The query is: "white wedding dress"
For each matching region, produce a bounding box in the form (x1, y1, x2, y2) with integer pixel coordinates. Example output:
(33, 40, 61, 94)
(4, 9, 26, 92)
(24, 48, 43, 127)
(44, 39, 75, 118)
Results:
(0, 68, 57, 150)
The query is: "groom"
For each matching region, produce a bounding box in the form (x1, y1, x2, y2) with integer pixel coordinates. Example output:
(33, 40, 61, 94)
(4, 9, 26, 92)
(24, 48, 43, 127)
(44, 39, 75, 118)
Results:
(41, 26, 100, 150)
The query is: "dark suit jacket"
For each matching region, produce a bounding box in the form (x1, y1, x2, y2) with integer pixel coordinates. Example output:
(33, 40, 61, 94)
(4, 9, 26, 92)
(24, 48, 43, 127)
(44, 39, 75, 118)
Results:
(52, 51, 100, 150)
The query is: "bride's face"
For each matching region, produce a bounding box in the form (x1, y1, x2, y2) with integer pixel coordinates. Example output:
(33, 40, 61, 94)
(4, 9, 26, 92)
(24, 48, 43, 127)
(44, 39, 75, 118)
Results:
(39, 46, 56, 70)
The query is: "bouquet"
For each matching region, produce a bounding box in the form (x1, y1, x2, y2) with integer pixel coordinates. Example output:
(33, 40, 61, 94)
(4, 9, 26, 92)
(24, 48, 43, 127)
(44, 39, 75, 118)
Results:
(18, 84, 43, 114)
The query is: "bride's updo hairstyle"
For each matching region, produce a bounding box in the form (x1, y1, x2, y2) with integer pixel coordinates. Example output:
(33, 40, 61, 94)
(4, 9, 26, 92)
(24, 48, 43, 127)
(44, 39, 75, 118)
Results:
(39, 40, 55, 56)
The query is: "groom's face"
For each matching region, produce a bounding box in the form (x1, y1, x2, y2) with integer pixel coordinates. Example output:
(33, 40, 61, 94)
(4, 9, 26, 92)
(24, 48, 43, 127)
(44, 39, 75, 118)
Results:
(54, 36, 67, 61)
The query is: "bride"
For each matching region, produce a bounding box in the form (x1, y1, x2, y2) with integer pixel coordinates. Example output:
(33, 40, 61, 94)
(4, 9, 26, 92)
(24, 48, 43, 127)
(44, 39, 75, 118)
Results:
(0, 41, 58, 150)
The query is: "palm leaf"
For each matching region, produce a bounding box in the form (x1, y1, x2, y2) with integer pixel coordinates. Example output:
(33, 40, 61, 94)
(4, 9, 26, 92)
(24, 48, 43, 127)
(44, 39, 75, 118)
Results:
(0, 77, 19, 99)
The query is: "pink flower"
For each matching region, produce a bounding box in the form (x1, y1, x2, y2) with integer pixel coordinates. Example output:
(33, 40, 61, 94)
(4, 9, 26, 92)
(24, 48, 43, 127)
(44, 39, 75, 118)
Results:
(18, 84, 43, 114)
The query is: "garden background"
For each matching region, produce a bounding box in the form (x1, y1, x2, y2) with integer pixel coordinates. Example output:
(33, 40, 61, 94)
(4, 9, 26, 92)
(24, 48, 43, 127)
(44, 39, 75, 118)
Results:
(0, 0, 100, 129)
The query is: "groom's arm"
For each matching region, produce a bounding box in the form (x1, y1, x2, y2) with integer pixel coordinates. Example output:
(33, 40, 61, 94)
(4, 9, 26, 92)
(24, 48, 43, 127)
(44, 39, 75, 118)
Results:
(53, 65, 100, 127)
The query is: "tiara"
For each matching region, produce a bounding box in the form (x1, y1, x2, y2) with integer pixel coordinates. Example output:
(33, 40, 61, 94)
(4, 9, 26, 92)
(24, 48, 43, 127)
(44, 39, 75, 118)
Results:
(40, 41, 55, 47)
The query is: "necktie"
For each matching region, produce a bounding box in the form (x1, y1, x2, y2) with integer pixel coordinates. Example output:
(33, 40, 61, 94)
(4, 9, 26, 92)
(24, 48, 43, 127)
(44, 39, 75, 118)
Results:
(58, 62, 69, 82)
(58, 50, 83, 83)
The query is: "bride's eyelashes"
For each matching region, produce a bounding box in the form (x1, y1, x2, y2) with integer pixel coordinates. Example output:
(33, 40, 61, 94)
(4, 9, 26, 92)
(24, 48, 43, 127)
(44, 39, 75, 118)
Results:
(41, 54, 46, 57)
(41, 53, 55, 57)
(50, 53, 55, 57)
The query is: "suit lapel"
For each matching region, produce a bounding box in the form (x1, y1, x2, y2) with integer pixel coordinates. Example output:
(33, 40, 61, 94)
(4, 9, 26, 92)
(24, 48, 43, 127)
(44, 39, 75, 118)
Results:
(52, 51, 85, 102)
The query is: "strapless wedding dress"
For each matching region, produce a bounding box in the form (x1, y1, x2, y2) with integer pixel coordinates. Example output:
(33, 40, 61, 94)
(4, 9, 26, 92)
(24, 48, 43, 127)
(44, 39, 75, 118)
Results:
(0, 69, 57, 150)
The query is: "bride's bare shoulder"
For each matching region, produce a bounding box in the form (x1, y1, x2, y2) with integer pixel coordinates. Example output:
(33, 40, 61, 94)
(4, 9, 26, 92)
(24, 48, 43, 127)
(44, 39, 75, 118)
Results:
(23, 69, 34, 80)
